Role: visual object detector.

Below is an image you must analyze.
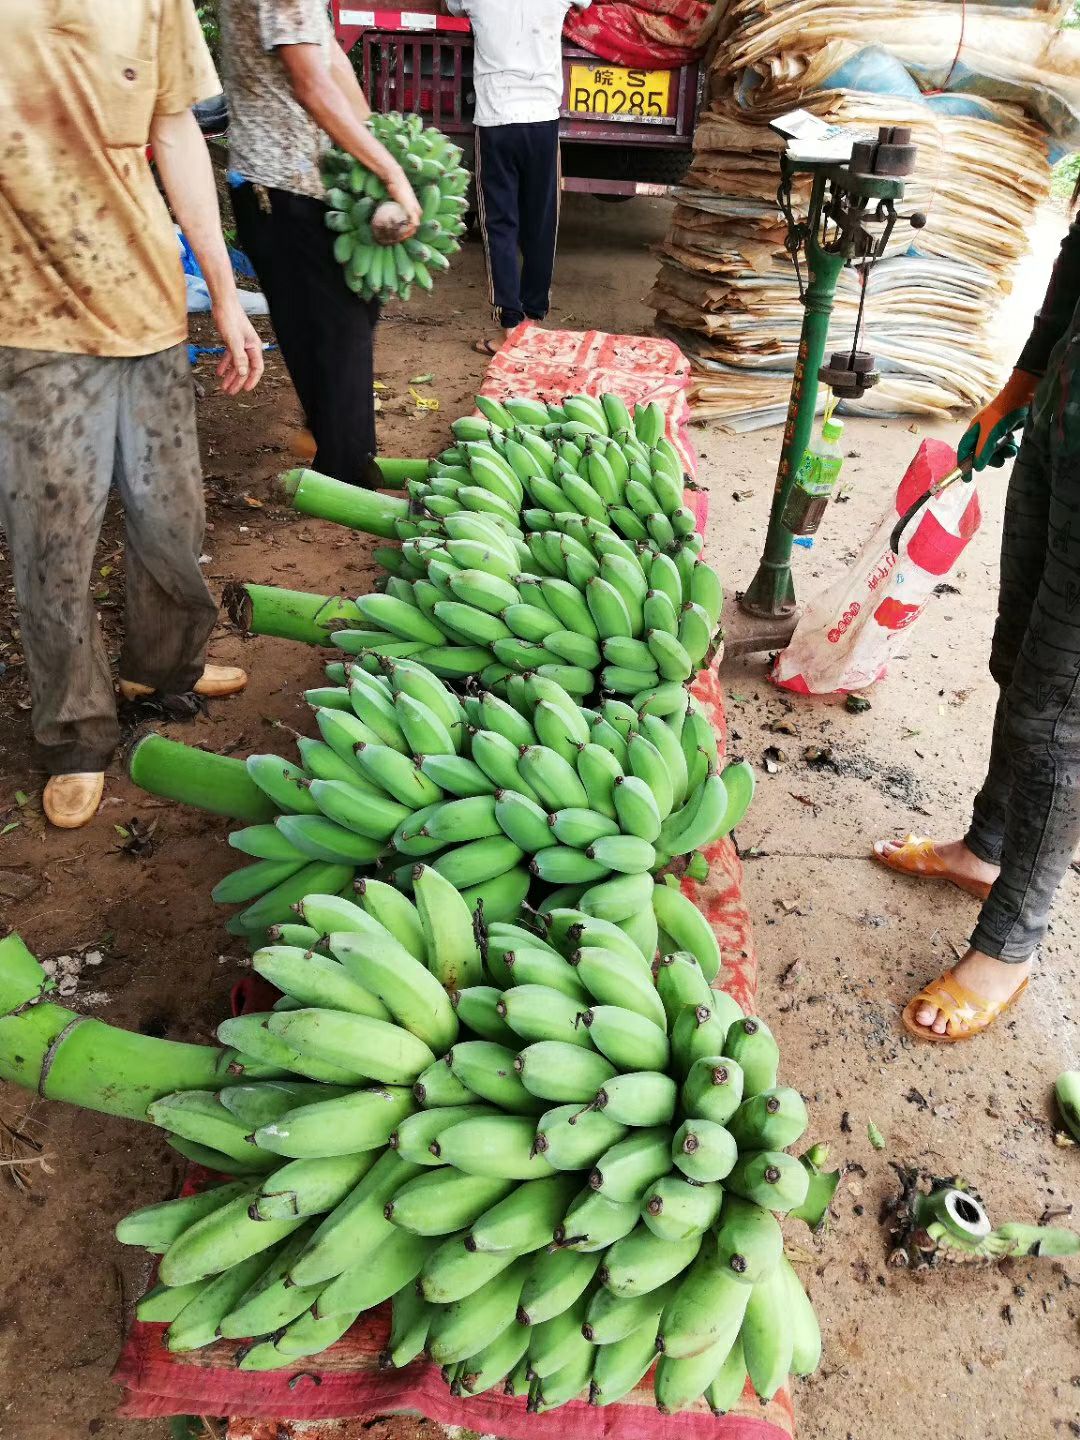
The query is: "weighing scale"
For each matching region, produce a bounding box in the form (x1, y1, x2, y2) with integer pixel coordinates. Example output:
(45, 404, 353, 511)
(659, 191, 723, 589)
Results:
(724, 122, 926, 656)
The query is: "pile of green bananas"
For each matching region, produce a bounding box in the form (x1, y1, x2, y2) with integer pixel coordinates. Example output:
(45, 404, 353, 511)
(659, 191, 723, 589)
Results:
(283, 391, 721, 700)
(116, 880, 822, 1410)
(206, 665, 753, 944)
(322, 112, 468, 303)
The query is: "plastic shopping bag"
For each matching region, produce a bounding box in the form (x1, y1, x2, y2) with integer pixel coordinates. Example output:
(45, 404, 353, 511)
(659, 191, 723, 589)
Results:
(771, 439, 982, 695)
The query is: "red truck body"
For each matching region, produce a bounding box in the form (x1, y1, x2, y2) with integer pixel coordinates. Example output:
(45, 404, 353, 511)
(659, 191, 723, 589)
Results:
(331, 4, 699, 195)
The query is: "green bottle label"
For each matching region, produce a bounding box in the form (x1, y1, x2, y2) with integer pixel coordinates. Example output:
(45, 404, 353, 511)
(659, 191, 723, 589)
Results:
(793, 453, 842, 498)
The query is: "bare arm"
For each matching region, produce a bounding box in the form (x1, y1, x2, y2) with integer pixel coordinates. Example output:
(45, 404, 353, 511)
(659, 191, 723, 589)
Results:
(328, 39, 371, 123)
(279, 44, 422, 230)
(149, 108, 264, 394)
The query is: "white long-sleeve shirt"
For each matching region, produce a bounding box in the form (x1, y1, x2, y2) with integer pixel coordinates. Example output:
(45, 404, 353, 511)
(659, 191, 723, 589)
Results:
(446, 0, 592, 128)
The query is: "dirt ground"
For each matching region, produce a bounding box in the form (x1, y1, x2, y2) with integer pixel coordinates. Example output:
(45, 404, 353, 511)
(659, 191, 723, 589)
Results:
(1, 195, 1078, 1440)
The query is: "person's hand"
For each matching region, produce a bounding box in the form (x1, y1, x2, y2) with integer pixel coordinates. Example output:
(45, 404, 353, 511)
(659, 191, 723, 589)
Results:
(385, 165, 422, 238)
(212, 298, 264, 395)
(958, 369, 1038, 471)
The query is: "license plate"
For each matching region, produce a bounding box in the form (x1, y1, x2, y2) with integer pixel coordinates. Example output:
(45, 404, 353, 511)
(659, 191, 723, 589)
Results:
(568, 64, 672, 120)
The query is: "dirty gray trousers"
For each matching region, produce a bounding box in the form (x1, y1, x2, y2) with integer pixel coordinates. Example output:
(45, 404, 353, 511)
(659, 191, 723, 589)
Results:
(966, 349, 1080, 961)
(0, 345, 218, 774)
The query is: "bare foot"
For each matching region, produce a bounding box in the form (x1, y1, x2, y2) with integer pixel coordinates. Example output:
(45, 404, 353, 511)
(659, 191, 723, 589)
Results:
(875, 836, 999, 891)
(913, 947, 1032, 1036)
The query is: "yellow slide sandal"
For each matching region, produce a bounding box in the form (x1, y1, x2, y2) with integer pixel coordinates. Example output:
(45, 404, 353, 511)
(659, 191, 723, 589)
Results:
(872, 834, 993, 902)
(902, 968, 1028, 1043)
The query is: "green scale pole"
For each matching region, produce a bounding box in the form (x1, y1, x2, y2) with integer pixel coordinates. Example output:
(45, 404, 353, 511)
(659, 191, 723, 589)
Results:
(741, 169, 844, 619)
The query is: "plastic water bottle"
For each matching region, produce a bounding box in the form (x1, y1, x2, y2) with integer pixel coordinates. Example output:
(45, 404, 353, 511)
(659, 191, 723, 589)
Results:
(783, 416, 845, 536)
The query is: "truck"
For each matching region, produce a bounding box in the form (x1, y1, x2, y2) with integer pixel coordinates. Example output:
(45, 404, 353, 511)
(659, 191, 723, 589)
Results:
(331, 3, 700, 199)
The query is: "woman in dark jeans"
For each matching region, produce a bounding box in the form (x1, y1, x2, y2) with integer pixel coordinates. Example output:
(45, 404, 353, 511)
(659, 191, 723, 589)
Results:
(218, 0, 420, 488)
(875, 215, 1080, 1041)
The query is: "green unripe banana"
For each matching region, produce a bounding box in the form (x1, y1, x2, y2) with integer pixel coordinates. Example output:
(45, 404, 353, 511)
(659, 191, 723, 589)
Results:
(587, 1127, 673, 1203)
(503, 946, 589, 1002)
(583, 1276, 678, 1346)
(654, 1333, 734, 1414)
(419, 1234, 525, 1304)
(725, 1149, 810, 1214)
(656, 952, 713, 1026)
(386, 1167, 515, 1234)
(533, 1104, 627, 1171)
(571, 947, 666, 1029)
(447, 1041, 546, 1114)
(436, 1113, 556, 1179)
(516, 1246, 602, 1326)
(591, 1071, 677, 1127)
(554, 1188, 639, 1252)
(671, 1118, 738, 1183)
(429, 1255, 535, 1365)
(671, 1001, 742, 1079)
(467, 1172, 580, 1254)
(526, 1289, 593, 1378)
(740, 1265, 793, 1401)
(714, 1194, 784, 1285)
(727, 1086, 808, 1152)
(413, 1057, 475, 1108)
(254, 1084, 416, 1159)
(599, 1223, 701, 1298)
(514, 1041, 616, 1103)
(588, 1319, 661, 1405)
(724, 1016, 781, 1095)
(390, 1102, 498, 1166)
(497, 984, 592, 1048)
(580, 1004, 669, 1071)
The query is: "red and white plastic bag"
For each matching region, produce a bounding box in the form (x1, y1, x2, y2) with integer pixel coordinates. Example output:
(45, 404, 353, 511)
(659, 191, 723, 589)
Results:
(771, 439, 982, 695)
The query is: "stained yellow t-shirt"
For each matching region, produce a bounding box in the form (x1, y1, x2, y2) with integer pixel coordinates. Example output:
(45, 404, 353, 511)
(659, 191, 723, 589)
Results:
(0, 0, 220, 357)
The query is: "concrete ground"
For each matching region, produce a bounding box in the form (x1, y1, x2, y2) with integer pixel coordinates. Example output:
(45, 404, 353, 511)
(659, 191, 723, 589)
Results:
(0, 194, 1077, 1440)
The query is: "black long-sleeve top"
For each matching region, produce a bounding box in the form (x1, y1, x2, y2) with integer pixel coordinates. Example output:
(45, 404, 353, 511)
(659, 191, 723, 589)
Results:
(1017, 214, 1080, 376)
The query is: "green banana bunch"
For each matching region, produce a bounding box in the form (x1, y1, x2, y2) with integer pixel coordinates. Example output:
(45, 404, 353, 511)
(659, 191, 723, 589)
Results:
(323, 113, 468, 304)
(66, 496, 828, 1418)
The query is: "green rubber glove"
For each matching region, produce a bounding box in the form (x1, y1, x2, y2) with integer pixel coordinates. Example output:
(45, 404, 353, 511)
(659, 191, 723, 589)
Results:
(958, 369, 1038, 471)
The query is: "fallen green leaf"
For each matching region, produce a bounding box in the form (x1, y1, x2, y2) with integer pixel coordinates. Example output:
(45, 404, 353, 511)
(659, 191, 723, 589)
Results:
(114, 825, 130, 839)
(0, 821, 20, 836)
(14, 791, 29, 807)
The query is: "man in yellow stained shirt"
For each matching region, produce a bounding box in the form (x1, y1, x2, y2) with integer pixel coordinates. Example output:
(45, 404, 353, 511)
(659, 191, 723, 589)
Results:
(0, 1, 264, 829)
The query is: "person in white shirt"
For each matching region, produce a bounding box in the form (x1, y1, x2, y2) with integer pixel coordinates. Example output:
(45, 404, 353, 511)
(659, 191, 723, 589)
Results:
(444, 0, 592, 352)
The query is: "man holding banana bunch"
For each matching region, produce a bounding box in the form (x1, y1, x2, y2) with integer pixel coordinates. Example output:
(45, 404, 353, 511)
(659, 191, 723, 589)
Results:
(218, 0, 422, 487)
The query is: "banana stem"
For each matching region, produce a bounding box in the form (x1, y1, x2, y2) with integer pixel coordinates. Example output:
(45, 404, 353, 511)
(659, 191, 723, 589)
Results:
(374, 458, 431, 486)
(129, 733, 277, 823)
(227, 583, 363, 646)
(0, 934, 238, 1120)
(278, 468, 410, 538)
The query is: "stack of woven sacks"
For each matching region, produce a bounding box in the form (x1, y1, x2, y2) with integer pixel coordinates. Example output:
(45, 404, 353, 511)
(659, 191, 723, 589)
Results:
(649, 0, 1080, 427)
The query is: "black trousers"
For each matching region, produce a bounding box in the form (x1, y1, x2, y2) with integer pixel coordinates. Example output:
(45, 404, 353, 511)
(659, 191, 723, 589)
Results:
(232, 182, 381, 488)
(475, 120, 560, 330)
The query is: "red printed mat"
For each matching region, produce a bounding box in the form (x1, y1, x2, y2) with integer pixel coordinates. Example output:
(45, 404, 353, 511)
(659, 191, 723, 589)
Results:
(112, 340, 791, 1438)
(480, 322, 698, 478)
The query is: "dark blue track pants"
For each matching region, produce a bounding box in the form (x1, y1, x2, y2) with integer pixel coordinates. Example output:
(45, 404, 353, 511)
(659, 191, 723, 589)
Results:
(475, 120, 561, 330)
(966, 340, 1080, 961)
